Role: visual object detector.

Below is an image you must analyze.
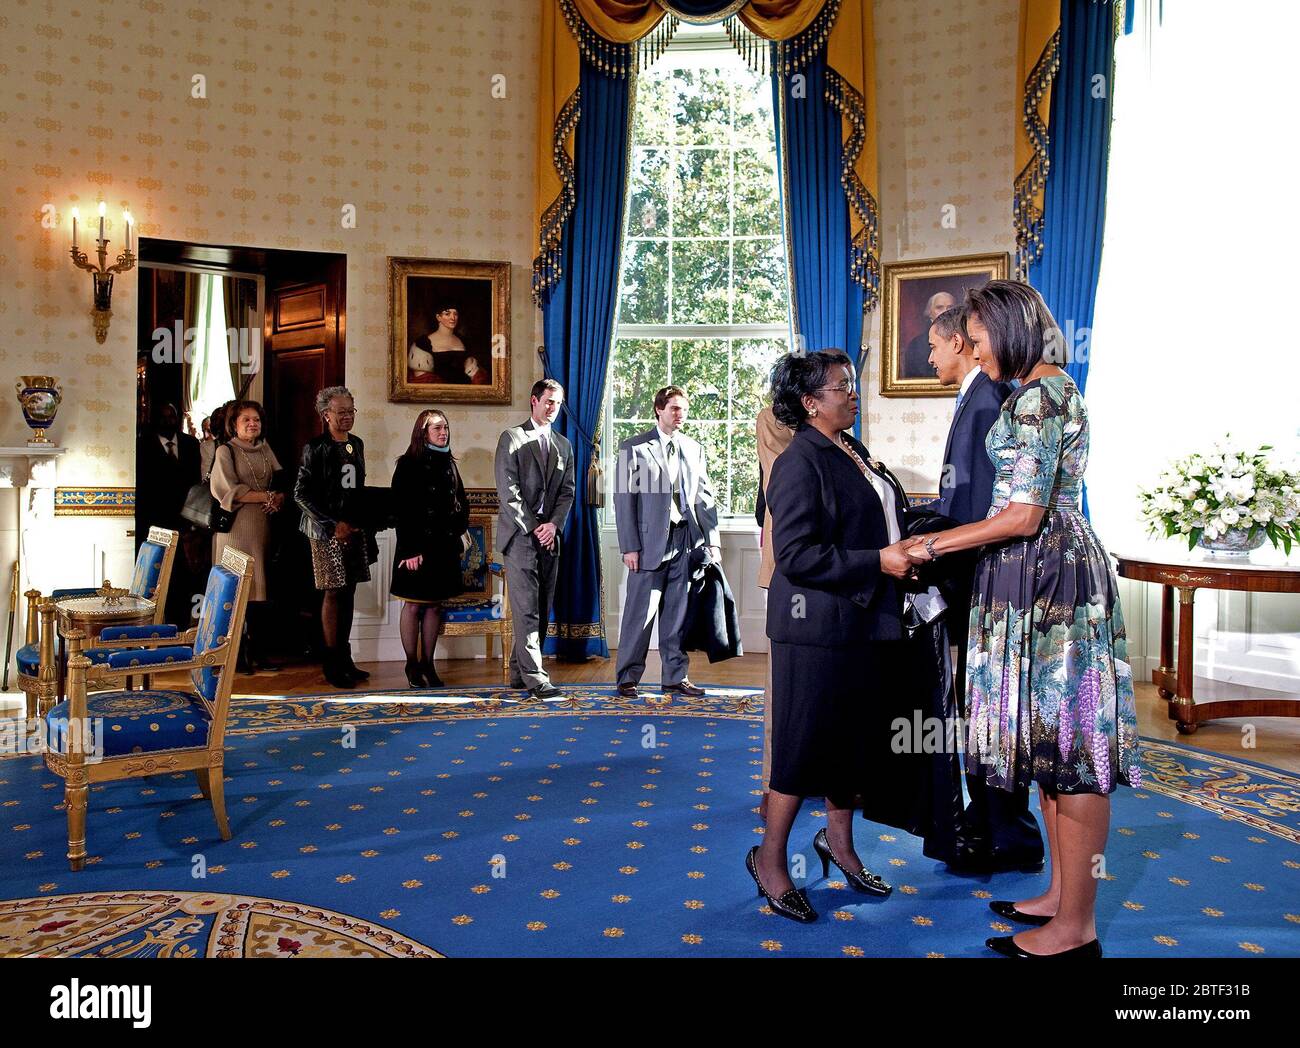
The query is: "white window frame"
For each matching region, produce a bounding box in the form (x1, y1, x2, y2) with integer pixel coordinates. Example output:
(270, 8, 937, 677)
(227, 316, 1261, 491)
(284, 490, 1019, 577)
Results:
(603, 29, 792, 526)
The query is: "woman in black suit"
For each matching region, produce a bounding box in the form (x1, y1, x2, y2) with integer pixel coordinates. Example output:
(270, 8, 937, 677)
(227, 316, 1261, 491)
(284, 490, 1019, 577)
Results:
(750, 349, 957, 923)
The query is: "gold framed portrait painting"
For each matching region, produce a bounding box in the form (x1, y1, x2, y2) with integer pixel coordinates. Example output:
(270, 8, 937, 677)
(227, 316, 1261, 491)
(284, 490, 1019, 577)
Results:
(388, 257, 510, 404)
(879, 252, 1010, 397)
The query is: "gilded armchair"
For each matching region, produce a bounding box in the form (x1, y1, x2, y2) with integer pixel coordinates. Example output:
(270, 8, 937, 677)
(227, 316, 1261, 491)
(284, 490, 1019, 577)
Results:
(43, 546, 253, 871)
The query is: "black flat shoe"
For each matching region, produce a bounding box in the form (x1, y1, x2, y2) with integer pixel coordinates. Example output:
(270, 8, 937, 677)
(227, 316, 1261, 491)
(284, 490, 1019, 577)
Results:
(813, 828, 891, 897)
(404, 660, 427, 689)
(986, 935, 1102, 958)
(746, 846, 816, 924)
(989, 900, 1053, 927)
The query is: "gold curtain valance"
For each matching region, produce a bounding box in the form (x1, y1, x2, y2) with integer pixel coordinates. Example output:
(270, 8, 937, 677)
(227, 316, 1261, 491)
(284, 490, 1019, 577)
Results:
(1014, 0, 1061, 279)
(535, 0, 879, 308)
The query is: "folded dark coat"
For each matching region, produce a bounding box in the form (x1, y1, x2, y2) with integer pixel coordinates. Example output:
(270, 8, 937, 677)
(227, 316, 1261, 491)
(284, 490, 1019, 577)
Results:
(683, 560, 742, 663)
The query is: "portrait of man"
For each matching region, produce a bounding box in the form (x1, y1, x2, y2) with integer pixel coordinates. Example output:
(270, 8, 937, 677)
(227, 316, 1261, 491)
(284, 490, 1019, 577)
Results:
(879, 253, 1010, 397)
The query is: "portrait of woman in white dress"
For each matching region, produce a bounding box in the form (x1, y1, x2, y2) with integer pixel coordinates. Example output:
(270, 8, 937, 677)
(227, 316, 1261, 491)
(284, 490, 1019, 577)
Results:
(389, 258, 509, 405)
(408, 302, 469, 384)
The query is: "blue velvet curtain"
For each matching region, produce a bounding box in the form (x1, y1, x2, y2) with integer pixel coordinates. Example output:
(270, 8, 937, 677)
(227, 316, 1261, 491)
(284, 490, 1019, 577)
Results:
(773, 48, 865, 434)
(540, 58, 630, 660)
(1029, 0, 1117, 517)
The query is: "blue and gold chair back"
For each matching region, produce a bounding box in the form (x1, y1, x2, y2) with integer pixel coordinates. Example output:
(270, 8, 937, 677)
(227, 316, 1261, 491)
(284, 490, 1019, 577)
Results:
(131, 526, 179, 624)
(191, 557, 244, 705)
(439, 491, 511, 684)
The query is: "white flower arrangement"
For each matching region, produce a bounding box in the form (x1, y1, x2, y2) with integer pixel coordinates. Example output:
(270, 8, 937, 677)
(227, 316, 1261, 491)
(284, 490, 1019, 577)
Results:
(1138, 441, 1300, 553)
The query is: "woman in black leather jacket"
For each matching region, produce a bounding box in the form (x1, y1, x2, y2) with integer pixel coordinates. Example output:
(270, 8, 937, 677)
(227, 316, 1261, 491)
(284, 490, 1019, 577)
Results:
(390, 409, 469, 688)
(294, 385, 378, 689)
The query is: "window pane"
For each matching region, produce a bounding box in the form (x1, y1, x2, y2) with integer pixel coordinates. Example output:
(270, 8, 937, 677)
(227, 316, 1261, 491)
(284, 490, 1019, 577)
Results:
(671, 240, 729, 324)
(611, 338, 668, 420)
(620, 240, 669, 324)
(733, 148, 781, 237)
(669, 339, 728, 420)
(673, 68, 730, 145)
(612, 421, 654, 463)
(732, 237, 787, 324)
(672, 149, 729, 238)
(732, 71, 772, 147)
(691, 421, 730, 512)
(628, 148, 670, 238)
(731, 337, 785, 420)
(634, 71, 674, 145)
(729, 422, 760, 519)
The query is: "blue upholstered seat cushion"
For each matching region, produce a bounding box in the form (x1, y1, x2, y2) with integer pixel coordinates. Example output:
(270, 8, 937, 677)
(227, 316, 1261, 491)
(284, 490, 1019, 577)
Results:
(100, 624, 179, 642)
(44, 690, 211, 757)
(192, 565, 240, 702)
(131, 540, 167, 600)
(444, 601, 502, 625)
(16, 643, 39, 677)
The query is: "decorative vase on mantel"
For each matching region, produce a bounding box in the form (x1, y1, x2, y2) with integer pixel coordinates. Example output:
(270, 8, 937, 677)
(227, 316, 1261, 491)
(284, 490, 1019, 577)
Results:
(15, 376, 63, 447)
(1196, 527, 1267, 557)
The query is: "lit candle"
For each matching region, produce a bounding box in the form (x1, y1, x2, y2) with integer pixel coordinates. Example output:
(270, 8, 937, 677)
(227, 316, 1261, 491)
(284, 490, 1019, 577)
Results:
(123, 211, 133, 254)
(98, 201, 105, 243)
(71, 207, 79, 250)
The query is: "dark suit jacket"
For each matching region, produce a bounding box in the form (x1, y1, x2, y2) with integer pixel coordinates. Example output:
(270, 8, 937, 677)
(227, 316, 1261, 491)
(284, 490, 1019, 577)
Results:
(765, 426, 912, 645)
(136, 429, 201, 533)
(931, 370, 1014, 646)
(493, 418, 576, 558)
(684, 559, 742, 663)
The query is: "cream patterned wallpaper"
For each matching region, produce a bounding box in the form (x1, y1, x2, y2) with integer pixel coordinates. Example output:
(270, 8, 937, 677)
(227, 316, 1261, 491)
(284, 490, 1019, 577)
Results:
(0, 0, 541, 495)
(0, 0, 1017, 500)
(867, 0, 1019, 493)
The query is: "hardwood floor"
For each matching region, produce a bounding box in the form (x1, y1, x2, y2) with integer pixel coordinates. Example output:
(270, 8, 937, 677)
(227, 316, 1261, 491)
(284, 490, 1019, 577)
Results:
(223, 650, 1300, 775)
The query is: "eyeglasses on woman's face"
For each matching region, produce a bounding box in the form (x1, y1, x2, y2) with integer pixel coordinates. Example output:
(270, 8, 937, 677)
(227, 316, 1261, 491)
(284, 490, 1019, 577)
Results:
(816, 379, 858, 395)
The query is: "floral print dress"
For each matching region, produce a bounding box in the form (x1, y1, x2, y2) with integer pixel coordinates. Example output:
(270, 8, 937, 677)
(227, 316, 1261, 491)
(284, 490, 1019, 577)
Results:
(965, 373, 1140, 795)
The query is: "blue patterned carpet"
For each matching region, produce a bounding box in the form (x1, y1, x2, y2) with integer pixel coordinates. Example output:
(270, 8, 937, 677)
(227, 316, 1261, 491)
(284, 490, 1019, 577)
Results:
(1, 685, 1297, 958)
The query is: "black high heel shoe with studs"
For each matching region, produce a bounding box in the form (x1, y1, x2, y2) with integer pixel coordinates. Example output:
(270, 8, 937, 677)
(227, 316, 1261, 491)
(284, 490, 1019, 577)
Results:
(746, 846, 817, 924)
(813, 828, 892, 897)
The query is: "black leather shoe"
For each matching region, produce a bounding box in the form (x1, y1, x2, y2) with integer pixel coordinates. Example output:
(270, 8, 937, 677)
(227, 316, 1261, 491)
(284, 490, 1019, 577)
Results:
(529, 684, 562, 700)
(746, 846, 817, 924)
(616, 682, 639, 699)
(986, 935, 1101, 958)
(509, 676, 526, 689)
(662, 679, 705, 698)
(947, 851, 1045, 875)
(343, 645, 370, 681)
(322, 651, 356, 690)
(404, 660, 427, 689)
(989, 900, 1053, 926)
(813, 828, 891, 897)
(423, 664, 445, 688)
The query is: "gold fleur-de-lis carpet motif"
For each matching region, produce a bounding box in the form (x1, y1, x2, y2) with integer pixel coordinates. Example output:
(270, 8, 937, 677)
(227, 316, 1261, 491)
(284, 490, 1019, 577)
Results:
(1, 686, 1297, 957)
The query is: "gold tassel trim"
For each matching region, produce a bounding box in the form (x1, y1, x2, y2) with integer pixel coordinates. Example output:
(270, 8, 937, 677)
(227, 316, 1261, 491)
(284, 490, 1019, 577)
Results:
(1013, 27, 1060, 280)
(533, 89, 581, 305)
(824, 67, 880, 313)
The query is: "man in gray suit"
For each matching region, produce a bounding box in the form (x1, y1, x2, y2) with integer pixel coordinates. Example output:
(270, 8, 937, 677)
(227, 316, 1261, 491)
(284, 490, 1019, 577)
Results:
(494, 378, 576, 700)
(614, 386, 720, 700)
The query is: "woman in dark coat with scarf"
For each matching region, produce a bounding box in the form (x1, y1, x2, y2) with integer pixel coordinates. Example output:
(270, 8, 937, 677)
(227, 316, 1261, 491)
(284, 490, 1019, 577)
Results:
(391, 409, 468, 687)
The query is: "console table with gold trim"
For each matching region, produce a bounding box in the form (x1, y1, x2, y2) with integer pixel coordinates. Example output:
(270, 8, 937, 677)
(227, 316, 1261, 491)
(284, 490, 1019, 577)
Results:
(1113, 544, 1300, 734)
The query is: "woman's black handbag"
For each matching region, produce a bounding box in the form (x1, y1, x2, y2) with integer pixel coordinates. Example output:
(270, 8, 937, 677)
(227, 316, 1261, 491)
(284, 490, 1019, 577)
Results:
(180, 482, 235, 533)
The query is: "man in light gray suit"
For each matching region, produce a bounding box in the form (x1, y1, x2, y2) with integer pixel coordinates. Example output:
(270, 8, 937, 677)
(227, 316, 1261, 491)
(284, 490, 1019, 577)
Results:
(494, 378, 576, 700)
(614, 386, 720, 700)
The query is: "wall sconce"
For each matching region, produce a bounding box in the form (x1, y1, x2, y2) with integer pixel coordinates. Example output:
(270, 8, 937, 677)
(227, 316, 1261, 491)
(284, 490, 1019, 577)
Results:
(70, 202, 135, 344)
